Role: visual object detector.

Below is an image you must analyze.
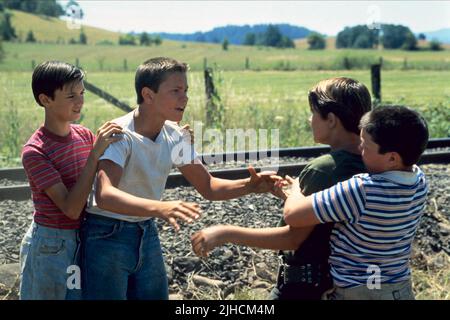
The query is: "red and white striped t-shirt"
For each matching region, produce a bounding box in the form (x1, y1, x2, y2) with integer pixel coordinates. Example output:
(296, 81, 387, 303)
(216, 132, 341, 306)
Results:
(22, 124, 95, 229)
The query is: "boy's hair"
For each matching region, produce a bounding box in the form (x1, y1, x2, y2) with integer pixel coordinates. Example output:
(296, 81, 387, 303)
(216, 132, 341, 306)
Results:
(135, 57, 188, 104)
(359, 105, 429, 166)
(32, 61, 85, 107)
(308, 77, 372, 135)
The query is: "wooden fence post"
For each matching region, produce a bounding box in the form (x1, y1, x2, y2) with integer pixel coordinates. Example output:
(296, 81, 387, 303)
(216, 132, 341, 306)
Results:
(245, 57, 250, 70)
(371, 64, 381, 102)
(204, 67, 223, 128)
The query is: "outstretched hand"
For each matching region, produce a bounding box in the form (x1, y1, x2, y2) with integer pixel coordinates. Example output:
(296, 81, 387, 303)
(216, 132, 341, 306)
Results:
(247, 166, 283, 194)
(191, 225, 226, 257)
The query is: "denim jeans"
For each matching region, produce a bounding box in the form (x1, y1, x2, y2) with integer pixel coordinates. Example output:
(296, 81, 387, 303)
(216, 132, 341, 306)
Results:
(19, 221, 82, 300)
(80, 214, 169, 300)
(322, 280, 415, 300)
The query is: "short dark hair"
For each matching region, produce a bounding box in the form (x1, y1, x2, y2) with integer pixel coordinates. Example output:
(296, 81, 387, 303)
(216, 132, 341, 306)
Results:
(359, 105, 429, 166)
(308, 77, 372, 135)
(32, 61, 85, 107)
(135, 57, 188, 104)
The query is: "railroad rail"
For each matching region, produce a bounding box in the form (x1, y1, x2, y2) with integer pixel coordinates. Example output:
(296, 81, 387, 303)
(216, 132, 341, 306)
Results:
(1, 138, 450, 201)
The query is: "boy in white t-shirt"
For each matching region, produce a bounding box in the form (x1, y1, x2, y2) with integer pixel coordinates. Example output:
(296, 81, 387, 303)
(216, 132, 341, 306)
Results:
(82, 57, 281, 300)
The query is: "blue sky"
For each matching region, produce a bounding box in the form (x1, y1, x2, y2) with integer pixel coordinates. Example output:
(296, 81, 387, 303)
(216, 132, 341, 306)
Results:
(60, 1, 450, 35)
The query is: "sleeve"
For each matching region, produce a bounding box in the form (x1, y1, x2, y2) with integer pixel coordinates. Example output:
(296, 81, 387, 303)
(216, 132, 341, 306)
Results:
(22, 146, 62, 191)
(311, 176, 366, 224)
(98, 134, 131, 168)
(298, 167, 335, 196)
(170, 129, 199, 168)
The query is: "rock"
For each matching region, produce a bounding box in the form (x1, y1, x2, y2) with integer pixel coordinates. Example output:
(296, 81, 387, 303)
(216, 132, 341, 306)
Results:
(172, 256, 202, 273)
(192, 274, 225, 288)
(0, 263, 20, 288)
(438, 222, 450, 236)
(169, 293, 183, 300)
(251, 280, 272, 290)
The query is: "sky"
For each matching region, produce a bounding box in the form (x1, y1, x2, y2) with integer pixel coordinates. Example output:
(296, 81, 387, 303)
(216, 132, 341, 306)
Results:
(60, 1, 450, 35)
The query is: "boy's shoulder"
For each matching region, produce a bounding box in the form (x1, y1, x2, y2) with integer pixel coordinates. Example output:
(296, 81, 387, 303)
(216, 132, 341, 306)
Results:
(306, 150, 364, 175)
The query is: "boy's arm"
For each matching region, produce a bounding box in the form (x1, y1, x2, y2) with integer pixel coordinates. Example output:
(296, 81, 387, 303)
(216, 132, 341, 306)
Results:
(191, 224, 314, 257)
(42, 122, 123, 220)
(282, 175, 321, 228)
(178, 163, 281, 201)
(95, 160, 201, 231)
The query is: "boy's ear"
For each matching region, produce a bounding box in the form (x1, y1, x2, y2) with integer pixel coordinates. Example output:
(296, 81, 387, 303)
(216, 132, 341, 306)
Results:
(387, 151, 403, 167)
(141, 87, 156, 104)
(38, 93, 52, 107)
(327, 112, 337, 128)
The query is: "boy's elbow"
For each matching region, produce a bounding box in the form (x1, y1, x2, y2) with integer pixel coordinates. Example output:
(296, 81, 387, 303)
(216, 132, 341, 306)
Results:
(63, 208, 81, 220)
(283, 208, 298, 227)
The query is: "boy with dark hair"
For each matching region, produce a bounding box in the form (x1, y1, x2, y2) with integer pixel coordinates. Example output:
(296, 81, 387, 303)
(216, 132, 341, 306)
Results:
(82, 57, 280, 300)
(191, 77, 372, 299)
(20, 60, 122, 300)
(280, 105, 429, 299)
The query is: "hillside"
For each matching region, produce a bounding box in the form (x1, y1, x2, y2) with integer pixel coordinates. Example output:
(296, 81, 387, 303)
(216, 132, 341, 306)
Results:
(155, 23, 314, 45)
(9, 10, 123, 44)
(423, 28, 450, 44)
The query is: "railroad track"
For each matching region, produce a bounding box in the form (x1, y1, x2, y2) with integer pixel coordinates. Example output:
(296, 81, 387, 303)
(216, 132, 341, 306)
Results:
(1, 138, 450, 201)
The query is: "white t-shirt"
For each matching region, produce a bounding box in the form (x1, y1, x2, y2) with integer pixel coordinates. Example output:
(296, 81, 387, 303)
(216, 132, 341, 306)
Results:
(87, 110, 198, 222)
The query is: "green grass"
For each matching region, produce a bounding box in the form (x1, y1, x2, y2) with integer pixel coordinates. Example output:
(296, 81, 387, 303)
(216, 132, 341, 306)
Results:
(9, 9, 123, 45)
(2, 41, 450, 72)
(0, 69, 449, 166)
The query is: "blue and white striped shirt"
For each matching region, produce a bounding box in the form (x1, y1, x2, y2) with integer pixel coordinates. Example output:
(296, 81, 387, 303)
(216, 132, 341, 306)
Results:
(312, 165, 428, 288)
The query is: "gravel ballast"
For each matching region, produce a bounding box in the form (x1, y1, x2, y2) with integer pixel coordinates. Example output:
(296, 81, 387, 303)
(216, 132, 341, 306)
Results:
(0, 163, 449, 300)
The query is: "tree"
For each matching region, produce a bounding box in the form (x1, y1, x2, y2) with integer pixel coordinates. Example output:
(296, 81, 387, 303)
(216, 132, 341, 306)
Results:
(401, 31, 417, 51)
(382, 24, 416, 49)
(418, 33, 426, 41)
(263, 25, 283, 47)
(79, 29, 87, 44)
(244, 32, 256, 46)
(429, 40, 443, 51)
(153, 35, 162, 46)
(25, 29, 35, 42)
(307, 32, 326, 50)
(119, 33, 136, 45)
(0, 38, 4, 63)
(36, 0, 64, 17)
(140, 32, 150, 46)
(222, 37, 229, 51)
(0, 10, 16, 41)
(336, 25, 378, 49)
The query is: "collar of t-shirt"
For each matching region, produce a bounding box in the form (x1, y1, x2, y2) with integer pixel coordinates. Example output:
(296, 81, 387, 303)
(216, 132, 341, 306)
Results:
(372, 165, 421, 186)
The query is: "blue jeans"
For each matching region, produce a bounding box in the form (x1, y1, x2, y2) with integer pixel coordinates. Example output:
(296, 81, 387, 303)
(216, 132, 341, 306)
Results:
(80, 214, 169, 300)
(19, 221, 82, 300)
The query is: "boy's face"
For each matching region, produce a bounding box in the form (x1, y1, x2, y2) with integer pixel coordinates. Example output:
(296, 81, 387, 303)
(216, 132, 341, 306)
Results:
(43, 80, 85, 122)
(359, 129, 391, 173)
(152, 72, 188, 123)
(309, 109, 330, 144)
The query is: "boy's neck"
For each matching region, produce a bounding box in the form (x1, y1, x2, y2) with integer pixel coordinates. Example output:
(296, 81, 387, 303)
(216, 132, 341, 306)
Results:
(44, 114, 71, 137)
(328, 131, 361, 155)
(134, 105, 166, 141)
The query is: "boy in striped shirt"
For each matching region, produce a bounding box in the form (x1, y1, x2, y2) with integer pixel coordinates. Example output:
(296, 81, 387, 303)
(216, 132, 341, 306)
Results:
(19, 61, 122, 300)
(282, 106, 429, 299)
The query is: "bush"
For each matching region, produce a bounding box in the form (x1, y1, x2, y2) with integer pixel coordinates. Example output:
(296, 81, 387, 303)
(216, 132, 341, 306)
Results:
(307, 32, 326, 50)
(429, 40, 443, 51)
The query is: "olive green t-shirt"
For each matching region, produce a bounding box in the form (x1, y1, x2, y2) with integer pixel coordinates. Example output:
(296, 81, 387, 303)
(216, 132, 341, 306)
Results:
(279, 149, 366, 264)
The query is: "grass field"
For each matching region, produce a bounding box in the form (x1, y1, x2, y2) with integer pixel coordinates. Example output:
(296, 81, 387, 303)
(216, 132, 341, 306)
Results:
(3, 41, 450, 73)
(1, 69, 449, 166)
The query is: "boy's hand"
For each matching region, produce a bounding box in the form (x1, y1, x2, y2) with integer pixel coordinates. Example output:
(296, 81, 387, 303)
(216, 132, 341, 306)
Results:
(191, 225, 226, 257)
(159, 201, 201, 232)
(91, 122, 123, 160)
(285, 175, 300, 197)
(246, 166, 283, 194)
(271, 179, 291, 200)
(179, 122, 194, 144)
